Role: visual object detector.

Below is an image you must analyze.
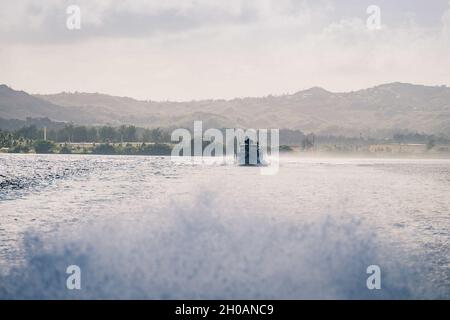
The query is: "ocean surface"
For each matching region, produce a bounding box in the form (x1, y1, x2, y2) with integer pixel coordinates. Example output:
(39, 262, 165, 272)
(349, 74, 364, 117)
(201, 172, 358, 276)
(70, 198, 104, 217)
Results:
(0, 154, 449, 299)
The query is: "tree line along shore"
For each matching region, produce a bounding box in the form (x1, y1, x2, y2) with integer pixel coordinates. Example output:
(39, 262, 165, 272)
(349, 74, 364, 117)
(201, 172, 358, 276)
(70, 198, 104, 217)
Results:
(0, 125, 174, 155)
(1, 123, 450, 156)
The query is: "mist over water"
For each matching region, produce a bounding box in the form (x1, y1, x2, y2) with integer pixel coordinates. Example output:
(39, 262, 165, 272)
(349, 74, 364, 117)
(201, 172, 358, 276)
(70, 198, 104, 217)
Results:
(0, 154, 449, 299)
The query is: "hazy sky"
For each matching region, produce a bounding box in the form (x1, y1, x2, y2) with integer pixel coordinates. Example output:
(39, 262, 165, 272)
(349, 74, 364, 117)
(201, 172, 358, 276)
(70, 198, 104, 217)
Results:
(1, 0, 450, 100)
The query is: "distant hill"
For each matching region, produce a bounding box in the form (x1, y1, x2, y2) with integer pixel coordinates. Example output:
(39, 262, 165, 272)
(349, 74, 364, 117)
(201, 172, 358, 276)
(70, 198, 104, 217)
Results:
(0, 85, 63, 120)
(0, 84, 103, 125)
(1, 83, 449, 137)
(0, 117, 66, 131)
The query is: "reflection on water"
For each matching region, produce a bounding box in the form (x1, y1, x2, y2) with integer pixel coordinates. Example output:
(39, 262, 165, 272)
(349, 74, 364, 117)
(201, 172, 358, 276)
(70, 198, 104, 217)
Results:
(0, 154, 449, 299)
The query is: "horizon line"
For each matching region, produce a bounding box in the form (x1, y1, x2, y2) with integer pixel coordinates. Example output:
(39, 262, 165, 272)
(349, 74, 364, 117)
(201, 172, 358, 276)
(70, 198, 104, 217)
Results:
(1, 81, 449, 103)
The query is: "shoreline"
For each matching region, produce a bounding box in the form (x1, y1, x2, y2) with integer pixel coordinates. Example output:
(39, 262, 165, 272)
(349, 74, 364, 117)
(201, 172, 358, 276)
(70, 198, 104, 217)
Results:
(1, 151, 450, 160)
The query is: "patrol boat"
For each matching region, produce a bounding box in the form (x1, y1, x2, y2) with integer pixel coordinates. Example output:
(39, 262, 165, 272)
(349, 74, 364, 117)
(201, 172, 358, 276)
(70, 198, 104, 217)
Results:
(237, 138, 267, 166)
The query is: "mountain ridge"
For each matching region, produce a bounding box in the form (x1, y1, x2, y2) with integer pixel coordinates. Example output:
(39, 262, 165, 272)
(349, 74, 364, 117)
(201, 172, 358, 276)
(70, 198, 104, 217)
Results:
(1, 83, 449, 137)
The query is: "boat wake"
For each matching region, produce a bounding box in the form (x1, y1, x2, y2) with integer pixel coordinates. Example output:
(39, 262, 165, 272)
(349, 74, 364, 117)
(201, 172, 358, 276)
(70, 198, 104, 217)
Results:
(0, 192, 442, 299)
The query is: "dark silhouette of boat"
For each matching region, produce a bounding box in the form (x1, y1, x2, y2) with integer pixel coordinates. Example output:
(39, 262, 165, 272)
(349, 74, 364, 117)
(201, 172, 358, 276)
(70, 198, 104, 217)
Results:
(237, 138, 267, 166)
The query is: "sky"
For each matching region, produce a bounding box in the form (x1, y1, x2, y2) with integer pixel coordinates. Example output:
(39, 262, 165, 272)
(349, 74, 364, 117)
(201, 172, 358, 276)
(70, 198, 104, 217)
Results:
(1, 0, 450, 101)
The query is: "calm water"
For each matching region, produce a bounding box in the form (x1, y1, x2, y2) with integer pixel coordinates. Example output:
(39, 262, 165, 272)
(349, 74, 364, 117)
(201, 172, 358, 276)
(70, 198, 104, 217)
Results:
(0, 154, 449, 299)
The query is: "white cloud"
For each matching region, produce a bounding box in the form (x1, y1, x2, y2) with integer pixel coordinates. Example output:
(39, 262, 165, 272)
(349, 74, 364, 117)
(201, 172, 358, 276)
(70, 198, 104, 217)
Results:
(1, 0, 450, 100)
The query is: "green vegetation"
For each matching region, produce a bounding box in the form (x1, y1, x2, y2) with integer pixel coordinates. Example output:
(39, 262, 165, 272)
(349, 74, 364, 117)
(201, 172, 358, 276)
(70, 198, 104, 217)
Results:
(138, 143, 173, 155)
(279, 145, 294, 153)
(2, 125, 450, 156)
(34, 140, 56, 154)
(0, 126, 175, 155)
(92, 143, 117, 155)
(427, 139, 436, 150)
(1, 124, 172, 144)
(92, 143, 172, 156)
(59, 144, 72, 154)
(9, 144, 30, 153)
